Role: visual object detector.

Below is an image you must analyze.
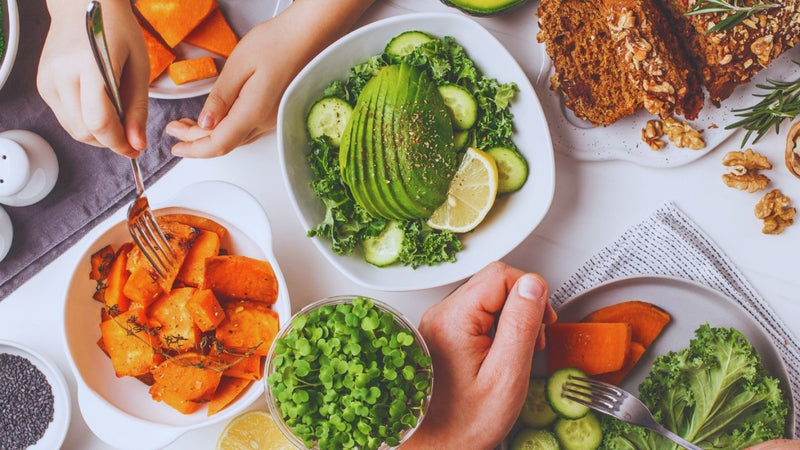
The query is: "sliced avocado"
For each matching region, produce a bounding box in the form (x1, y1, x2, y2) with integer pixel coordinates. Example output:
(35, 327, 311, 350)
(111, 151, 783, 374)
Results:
(440, 0, 527, 15)
(361, 65, 398, 219)
(351, 74, 384, 216)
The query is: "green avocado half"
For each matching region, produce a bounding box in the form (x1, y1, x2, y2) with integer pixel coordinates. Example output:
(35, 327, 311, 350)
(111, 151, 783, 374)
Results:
(340, 63, 456, 220)
(440, 0, 528, 15)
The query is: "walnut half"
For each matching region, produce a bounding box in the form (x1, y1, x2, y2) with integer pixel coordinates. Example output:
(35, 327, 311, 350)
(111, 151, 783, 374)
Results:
(721, 149, 771, 193)
(663, 117, 705, 150)
(785, 120, 800, 179)
(641, 119, 665, 150)
(754, 189, 795, 235)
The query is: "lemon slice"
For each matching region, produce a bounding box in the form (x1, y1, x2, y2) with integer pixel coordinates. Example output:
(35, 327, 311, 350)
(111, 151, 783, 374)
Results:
(216, 410, 295, 450)
(427, 147, 498, 233)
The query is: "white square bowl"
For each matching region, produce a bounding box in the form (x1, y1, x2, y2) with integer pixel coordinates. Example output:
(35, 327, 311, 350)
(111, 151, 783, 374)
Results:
(278, 12, 555, 291)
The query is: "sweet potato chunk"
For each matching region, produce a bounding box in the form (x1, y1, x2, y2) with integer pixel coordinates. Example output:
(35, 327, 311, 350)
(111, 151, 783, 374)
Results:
(150, 353, 222, 403)
(157, 221, 200, 292)
(150, 287, 200, 351)
(212, 351, 262, 381)
(123, 266, 164, 308)
(595, 341, 647, 385)
(178, 230, 221, 287)
(135, 0, 218, 48)
(159, 213, 227, 238)
(167, 56, 218, 85)
(546, 322, 631, 375)
(186, 289, 225, 332)
(215, 301, 279, 356)
(100, 308, 163, 377)
(105, 243, 134, 313)
(203, 255, 278, 303)
(582, 300, 671, 347)
(207, 376, 251, 416)
(184, 9, 238, 57)
(139, 20, 175, 83)
(90, 245, 116, 280)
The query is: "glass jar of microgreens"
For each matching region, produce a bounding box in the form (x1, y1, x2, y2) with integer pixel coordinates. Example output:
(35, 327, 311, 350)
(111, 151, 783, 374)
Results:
(265, 295, 433, 450)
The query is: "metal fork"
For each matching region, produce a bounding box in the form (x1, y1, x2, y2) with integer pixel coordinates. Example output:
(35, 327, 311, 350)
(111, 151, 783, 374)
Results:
(563, 375, 703, 450)
(85, 1, 176, 278)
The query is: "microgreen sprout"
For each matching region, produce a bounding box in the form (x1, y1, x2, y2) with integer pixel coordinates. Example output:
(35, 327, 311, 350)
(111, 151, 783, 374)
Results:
(268, 297, 432, 449)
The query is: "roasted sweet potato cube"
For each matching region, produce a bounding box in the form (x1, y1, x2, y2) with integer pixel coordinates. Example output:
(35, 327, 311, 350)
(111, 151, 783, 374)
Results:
(203, 255, 279, 304)
(184, 9, 238, 57)
(207, 376, 251, 416)
(150, 287, 201, 351)
(168, 56, 218, 85)
(158, 213, 227, 238)
(123, 266, 164, 308)
(150, 352, 222, 403)
(100, 308, 163, 377)
(149, 383, 203, 414)
(220, 353, 262, 381)
(178, 230, 221, 287)
(135, 0, 218, 48)
(157, 221, 200, 291)
(90, 244, 115, 280)
(105, 243, 134, 313)
(215, 301, 279, 356)
(96, 336, 109, 357)
(186, 289, 225, 332)
(139, 20, 175, 83)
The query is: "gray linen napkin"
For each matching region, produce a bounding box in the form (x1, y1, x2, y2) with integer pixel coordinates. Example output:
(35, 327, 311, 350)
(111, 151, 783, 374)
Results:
(551, 202, 800, 438)
(0, 0, 204, 300)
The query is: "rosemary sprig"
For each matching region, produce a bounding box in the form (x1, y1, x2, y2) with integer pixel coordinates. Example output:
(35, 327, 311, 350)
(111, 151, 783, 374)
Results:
(685, 0, 779, 34)
(725, 61, 800, 147)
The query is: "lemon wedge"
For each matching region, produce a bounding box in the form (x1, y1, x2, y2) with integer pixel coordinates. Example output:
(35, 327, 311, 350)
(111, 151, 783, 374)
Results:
(427, 147, 498, 233)
(216, 410, 295, 450)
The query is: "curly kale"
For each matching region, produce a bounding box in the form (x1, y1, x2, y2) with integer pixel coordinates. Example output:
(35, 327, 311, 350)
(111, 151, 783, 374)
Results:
(602, 324, 789, 450)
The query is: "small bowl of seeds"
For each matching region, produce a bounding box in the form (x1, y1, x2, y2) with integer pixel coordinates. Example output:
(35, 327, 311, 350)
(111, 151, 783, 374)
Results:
(0, 339, 70, 449)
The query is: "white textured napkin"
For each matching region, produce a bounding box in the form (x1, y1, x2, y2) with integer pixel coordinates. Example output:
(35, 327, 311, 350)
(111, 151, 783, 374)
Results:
(550, 202, 799, 437)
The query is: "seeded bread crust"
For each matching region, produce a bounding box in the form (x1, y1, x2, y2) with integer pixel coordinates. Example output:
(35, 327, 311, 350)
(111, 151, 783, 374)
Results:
(537, 0, 642, 125)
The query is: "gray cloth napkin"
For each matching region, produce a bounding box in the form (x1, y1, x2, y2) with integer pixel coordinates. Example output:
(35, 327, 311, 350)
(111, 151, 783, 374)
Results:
(550, 202, 800, 438)
(0, 0, 205, 300)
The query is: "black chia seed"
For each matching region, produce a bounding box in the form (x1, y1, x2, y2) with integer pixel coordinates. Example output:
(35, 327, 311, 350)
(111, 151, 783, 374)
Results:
(0, 353, 55, 450)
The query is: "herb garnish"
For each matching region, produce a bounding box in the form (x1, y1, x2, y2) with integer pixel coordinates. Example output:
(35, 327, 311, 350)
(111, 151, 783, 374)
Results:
(685, 0, 779, 34)
(725, 61, 800, 146)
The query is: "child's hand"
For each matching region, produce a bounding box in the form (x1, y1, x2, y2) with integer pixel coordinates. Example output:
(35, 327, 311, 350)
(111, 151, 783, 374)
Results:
(38, 0, 149, 158)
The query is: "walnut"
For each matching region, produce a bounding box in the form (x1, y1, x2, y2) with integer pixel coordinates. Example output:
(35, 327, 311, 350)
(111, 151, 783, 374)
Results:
(641, 119, 665, 150)
(608, 9, 635, 31)
(719, 54, 733, 65)
(663, 117, 705, 150)
(785, 120, 800, 179)
(625, 36, 652, 62)
(721, 149, 772, 192)
(751, 35, 774, 66)
(755, 189, 796, 234)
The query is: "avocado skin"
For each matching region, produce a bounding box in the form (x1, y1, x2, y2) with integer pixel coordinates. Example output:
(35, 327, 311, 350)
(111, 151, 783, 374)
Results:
(341, 63, 456, 220)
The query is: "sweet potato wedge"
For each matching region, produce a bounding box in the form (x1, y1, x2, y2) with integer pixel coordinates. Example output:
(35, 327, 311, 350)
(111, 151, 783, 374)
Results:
(149, 287, 201, 352)
(90, 244, 116, 280)
(178, 230, 221, 287)
(150, 352, 222, 402)
(139, 20, 175, 83)
(123, 266, 164, 308)
(167, 56, 218, 85)
(158, 214, 227, 238)
(104, 243, 134, 313)
(212, 352, 262, 381)
(215, 301, 279, 356)
(134, 0, 218, 48)
(184, 9, 238, 57)
(207, 376, 251, 416)
(157, 221, 200, 292)
(595, 341, 647, 385)
(186, 289, 225, 332)
(546, 322, 631, 375)
(582, 300, 671, 347)
(202, 255, 278, 303)
(100, 308, 163, 377)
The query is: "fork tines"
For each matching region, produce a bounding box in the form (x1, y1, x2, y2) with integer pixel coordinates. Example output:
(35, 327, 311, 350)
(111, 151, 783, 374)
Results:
(128, 198, 176, 279)
(562, 375, 623, 413)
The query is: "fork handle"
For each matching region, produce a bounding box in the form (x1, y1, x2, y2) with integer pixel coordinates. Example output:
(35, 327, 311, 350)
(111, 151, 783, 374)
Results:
(650, 423, 703, 450)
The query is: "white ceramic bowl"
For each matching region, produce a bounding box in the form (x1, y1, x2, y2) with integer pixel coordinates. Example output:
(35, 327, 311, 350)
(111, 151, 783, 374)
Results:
(278, 12, 555, 291)
(62, 181, 292, 450)
(0, 0, 19, 92)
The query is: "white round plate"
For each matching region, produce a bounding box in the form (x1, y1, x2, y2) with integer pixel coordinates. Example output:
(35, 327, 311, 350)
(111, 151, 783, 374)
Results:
(62, 181, 292, 450)
(535, 275, 795, 437)
(0, 339, 71, 450)
(149, 0, 292, 99)
(278, 12, 555, 291)
(0, 0, 19, 92)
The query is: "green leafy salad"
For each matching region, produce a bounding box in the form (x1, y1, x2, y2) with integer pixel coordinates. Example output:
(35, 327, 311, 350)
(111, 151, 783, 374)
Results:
(267, 297, 433, 449)
(305, 31, 521, 268)
(0, 2, 5, 60)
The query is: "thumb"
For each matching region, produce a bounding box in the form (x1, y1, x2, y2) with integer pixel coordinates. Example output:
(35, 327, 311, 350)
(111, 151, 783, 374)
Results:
(482, 274, 548, 381)
(197, 66, 248, 130)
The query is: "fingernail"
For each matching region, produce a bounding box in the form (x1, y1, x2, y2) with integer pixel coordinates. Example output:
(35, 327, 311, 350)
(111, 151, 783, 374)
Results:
(198, 112, 215, 129)
(518, 274, 545, 300)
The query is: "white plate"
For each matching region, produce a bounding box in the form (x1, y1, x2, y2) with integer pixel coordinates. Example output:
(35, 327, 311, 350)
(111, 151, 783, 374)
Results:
(536, 275, 795, 437)
(148, 0, 291, 99)
(62, 181, 292, 450)
(278, 12, 556, 291)
(0, 339, 71, 450)
(0, 0, 19, 92)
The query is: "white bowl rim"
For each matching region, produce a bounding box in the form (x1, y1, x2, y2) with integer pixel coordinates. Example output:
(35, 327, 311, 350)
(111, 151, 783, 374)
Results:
(0, 0, 20, 92)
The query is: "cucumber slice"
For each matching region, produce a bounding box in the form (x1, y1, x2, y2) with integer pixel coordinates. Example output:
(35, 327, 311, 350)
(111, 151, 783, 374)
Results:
(453, 130, 471, 151)
(546, 367, 590, 419)
(486, 146, 528, 193)
(511, 428, 559, 450)
(307, 97, 353, 147)
(363, 221, 404, 267)
(519, 378, 558, 428)
(438, 84, 477, 130)
(385, 31, 434, 61)
(553, 412, 603, 450)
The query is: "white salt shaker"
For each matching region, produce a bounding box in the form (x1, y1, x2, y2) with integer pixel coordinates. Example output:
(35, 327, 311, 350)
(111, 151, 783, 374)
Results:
(0, 130, 59, 207)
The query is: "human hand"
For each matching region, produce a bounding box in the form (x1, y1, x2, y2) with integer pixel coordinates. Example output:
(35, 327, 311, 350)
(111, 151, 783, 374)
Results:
(747, 440, 800, 449)
(37, 0, 149, 157)
(403, 262, 557, 449)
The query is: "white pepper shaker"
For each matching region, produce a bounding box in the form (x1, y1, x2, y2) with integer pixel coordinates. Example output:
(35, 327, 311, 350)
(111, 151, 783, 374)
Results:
(0, 130, 59, 207)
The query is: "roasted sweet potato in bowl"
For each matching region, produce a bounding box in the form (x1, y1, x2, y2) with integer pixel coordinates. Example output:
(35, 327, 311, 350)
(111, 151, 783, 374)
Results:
(62, 181, 292, 449)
